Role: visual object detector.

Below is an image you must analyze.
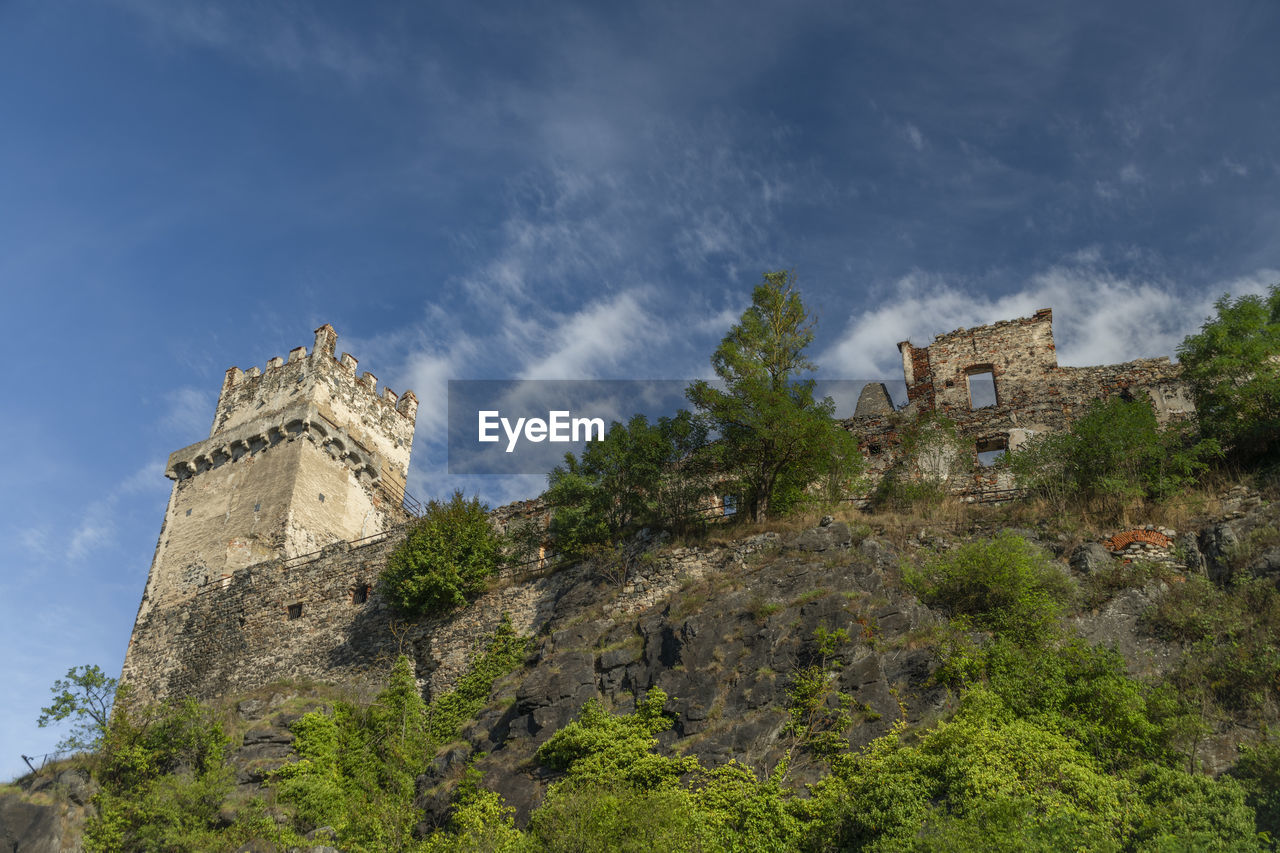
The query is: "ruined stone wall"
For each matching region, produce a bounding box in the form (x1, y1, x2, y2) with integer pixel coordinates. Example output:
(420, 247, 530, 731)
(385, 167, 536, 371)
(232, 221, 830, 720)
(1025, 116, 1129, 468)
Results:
(118, 506, 738, 707)
(850, 309, 1193, 494)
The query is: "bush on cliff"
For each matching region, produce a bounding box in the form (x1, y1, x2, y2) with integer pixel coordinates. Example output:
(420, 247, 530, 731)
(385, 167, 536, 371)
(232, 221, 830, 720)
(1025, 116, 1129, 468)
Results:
(546, 411, 712, 558)
(905, 533, 1075, 645)
(85, 694, 269, 852)
(1010, 396, 1218, 514)
(380, 490, 505, 617)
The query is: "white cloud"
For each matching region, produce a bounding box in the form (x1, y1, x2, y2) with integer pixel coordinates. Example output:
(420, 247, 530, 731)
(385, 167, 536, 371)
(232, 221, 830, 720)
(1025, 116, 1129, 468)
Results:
(67, 504, 116, 562)
(903, 123, 925, 151)
(519, 290, 664, 380)
(820, 262, 1280, 381)
(65, 458, 170, 563)
(111, 0, 393, 83)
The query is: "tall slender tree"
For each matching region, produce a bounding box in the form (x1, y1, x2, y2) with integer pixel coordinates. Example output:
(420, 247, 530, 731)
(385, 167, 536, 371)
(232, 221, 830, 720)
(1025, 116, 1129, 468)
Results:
(687, 271, 861, 520)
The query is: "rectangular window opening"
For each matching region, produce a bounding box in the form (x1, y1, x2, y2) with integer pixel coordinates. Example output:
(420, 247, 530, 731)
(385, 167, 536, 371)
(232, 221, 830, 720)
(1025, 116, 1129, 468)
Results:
(976, 436, 1008, 467)
(352, 584, 369, 604)
(722, 495, 738, 517)
(967, 369, 997, 409)
(287, 603, 303, 620)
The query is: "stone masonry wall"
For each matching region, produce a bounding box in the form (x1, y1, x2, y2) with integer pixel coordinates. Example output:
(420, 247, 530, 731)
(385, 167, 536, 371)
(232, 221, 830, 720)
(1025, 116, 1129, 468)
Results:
(120, 512, 747, 707)
(849, 308, 1192, 494)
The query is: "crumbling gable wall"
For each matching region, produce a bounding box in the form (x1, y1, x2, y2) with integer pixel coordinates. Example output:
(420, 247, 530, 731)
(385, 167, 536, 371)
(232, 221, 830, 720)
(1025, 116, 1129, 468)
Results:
(849, 308, 1192, 494)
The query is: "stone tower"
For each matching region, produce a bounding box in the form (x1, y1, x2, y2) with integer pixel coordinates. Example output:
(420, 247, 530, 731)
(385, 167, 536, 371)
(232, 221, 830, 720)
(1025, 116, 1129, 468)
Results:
(121, 325, 417, 694)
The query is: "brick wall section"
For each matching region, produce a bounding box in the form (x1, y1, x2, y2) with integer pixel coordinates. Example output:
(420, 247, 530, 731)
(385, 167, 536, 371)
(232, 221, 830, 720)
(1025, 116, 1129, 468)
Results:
(1104, 529, 1173, 552)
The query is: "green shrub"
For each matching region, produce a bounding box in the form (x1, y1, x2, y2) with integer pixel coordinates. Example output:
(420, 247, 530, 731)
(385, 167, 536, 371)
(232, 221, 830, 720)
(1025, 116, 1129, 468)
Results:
(380, 490, 505, 616)
(536, 689, 697, 789)
(422, 768, 524, 852)
(427, 616, 530, 745)
(905, 533, 1074, 645)
(1126, 763, 1263, 851)
(1231, 736, 1280, 841)
(981, 638, 1191, 771)
(1142, 574, 1280, 720)
(274, 656, 428, 848)
(273, 620, 528, 850)
(86, 696, 248, 852)
(1010, 397, 1218, 514)
(527, 781, 705, 853)
(805, 689, 1131, 850)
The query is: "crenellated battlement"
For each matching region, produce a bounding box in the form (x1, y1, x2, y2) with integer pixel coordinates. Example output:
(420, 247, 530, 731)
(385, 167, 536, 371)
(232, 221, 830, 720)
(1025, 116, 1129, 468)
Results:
(214, 325, 419, 439)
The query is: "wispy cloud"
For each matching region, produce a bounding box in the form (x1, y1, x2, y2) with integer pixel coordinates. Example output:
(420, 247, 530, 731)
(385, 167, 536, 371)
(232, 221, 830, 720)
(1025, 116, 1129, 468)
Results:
(66, 459, 168, 563)
(110, 0, 396, 83)
(159, 387, 212, 438)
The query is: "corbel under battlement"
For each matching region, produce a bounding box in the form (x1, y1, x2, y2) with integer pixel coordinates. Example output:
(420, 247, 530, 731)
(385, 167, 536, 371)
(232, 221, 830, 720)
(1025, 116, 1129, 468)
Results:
(168, 403, 386, 485)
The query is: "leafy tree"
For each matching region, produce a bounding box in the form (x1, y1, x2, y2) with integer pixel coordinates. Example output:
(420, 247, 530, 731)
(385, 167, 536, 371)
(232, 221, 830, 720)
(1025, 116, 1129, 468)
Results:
(687, 271, 862, 520)
(546, 411, 711, 558)
(1178, 285, 1280, 464)
(380, 490, 505, 616)
(37, 664, 117, 752)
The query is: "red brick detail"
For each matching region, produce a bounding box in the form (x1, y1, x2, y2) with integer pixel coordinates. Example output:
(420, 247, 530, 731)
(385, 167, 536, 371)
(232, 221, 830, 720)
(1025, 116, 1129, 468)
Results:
(1103, 529, 1172, 552)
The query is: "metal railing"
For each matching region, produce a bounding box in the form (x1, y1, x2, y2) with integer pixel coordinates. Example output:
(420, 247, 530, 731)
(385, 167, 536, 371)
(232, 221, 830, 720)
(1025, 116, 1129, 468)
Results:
(20, 750, 73, 775)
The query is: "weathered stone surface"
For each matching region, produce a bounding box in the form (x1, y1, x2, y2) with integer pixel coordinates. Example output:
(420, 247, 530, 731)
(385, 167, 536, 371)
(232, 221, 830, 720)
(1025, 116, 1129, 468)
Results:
(787, 522, 853, 552)
(854, 382, 896, 418)
(0, 769, 96, 853)
(1073, 583, 1180, 679)
(1199, 522, 1241, 584)
(1176, 531, 1205, 573)
(1250, 547, 1280, 577)
(1070, 542, 1115, 575)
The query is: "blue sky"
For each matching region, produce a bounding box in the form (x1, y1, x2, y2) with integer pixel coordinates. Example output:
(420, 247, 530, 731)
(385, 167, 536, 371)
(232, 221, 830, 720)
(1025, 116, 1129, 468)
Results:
(2, 0, 1278, 777)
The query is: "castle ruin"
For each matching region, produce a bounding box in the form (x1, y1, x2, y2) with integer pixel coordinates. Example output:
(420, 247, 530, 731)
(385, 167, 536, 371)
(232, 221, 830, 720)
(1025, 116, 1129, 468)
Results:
(848, 308, 1195, 491)
(119, 310, 1196, 705)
